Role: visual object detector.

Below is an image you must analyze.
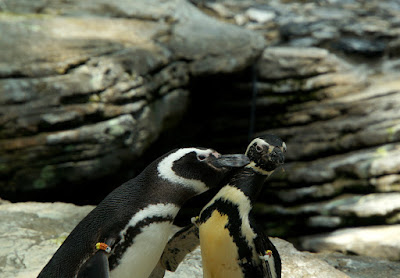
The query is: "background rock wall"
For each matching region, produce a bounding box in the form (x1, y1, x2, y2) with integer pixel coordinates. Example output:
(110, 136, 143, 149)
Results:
(0, 0, 264, 201)
(1, 0, 400, 265)
(185, 0, 400, 256)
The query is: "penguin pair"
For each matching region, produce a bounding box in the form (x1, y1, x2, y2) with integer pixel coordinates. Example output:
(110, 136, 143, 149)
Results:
(38, 148, 250, 278)
(157, 135, 285, 278)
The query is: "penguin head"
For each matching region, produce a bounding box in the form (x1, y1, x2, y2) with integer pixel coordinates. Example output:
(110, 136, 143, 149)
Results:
(158, 148, 250, 194)
(245, 134, 286, 174)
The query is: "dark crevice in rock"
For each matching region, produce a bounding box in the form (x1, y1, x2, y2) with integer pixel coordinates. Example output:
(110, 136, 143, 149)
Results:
(37, 109, 104, 133)
(108, 96, 148, 105)
(0, 72, 31, 79)
(59, 94, 92, 105)
(141, 69, 255, 151)
(63, 59, 90, 75)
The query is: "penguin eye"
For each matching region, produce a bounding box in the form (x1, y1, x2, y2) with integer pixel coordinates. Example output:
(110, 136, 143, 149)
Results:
(197, 154, 207, 161)
(256, 145, 263, 152)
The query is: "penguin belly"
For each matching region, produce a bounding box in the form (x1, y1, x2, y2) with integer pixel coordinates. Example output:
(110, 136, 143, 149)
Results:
(110, 222, 172, 278)
(199, 211, 244, 278)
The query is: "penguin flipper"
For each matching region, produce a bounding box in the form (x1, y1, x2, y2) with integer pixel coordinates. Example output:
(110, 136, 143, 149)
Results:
(160, 223, 200, 272)
(77, 251, 110, 278)
(253, 222, 282, 278)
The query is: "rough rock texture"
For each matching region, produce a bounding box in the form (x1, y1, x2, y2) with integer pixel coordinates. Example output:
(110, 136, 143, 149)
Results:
(254, 48, 400, 239)
(183, 0, 400, 245)
(169, 245, 400, 278)
(300, 225, 400, 261)
(199, 0, 400, 56)
(0, 0, 265, 196)
(317, 252, 400, 278)
(167, 239, 350, 278)
(272, 238, 349, 278)
(2, 0, 400, 265)
(5, 201, 400, 278)
(0, 201, 94, 278)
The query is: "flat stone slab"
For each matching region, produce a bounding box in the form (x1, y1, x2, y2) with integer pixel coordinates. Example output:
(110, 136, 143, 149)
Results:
(317, 252, 400, 278)
(300, 225, 400, 261)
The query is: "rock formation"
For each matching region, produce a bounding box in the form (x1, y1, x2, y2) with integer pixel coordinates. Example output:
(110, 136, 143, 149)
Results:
(1, 0, 400, 272)
(0, 0, 264, 197)
(3, 201, 399, 278)
(186, 0, 400, 253)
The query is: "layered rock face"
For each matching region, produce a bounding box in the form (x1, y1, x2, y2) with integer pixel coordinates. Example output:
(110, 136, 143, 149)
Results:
(1, 0, 400, 271)
(186, 0, 400, 258)
(0, 0, 264, 199)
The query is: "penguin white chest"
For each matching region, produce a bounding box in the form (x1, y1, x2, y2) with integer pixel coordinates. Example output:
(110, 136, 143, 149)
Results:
(110, 203, 180, 278)
(110, 221, 172, 278)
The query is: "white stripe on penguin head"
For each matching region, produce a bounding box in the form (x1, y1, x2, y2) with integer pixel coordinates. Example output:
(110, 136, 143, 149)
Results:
(157, 148, 212, 194)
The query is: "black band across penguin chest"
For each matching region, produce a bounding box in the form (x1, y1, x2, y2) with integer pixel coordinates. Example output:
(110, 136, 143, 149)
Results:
(108, 214, 175, 270)
(199, 197, 264, 278)
(99, 190, 181, 278)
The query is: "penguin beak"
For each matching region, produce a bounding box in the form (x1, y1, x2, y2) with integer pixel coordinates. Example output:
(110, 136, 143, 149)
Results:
(209, 154, 250, 168)
(270, 147, 285, 165)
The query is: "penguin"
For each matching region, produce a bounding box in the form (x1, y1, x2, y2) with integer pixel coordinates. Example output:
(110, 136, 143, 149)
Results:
(198, 135, 285, 278)
(156, 135, 286, 278)
(37, 147, 250, 278)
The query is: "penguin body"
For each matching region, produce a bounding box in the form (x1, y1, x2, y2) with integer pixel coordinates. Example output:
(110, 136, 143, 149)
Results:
(198, 135, 285, 278)
(198, 185, 279, 278)
(38, 148, 249, 278)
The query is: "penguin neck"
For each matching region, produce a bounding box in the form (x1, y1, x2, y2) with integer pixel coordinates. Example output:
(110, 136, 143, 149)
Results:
(231, 166, 271, 203)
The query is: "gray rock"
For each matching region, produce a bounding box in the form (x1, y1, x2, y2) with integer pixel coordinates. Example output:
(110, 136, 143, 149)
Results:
(194, 0, 400, 54)
(0, 0, 265, 193)
(164, 247, 203, 278)
(317, 252, 400, 278)
(179, 1, 400, 243)
(168, 241, 400, 277)
(257, 47, 347, 81)
(281, 143, 400, 185)
(3, 201, 400, 278)
(307, 216, 343, 229)
(272, 238, 350, 278)
(333, 37, 386, 56)
(370, 174, 400, 192)
(328, 193, 400, 218)
(257, 193, 400, 238)
(3, 0, 400, 255)
(246, 8, 276, 24)
(285, 193, 400, 220)
(167, 2, 265, 76)
(167, 238, 350, 278)
(0, 202, 94, 278)
(300, 225, 400, 261)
